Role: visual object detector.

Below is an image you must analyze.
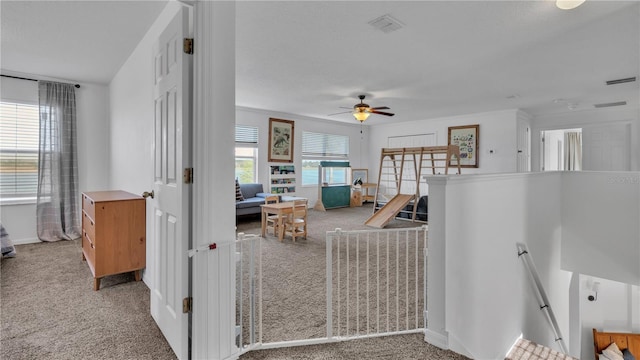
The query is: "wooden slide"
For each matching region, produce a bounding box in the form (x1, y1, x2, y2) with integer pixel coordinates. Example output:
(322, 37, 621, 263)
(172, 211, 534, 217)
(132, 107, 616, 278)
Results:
(365, 194, 414, 228)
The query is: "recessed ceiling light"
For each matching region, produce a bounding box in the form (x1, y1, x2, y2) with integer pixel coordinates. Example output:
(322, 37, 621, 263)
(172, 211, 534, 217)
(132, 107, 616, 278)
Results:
(556, 0, 586, 10)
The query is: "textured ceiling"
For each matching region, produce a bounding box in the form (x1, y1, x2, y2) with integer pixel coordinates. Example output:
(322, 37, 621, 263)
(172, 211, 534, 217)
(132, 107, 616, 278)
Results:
(1, 0, 168, 84)
(236, 1, 640, 124)
(1, 1, 638, 125)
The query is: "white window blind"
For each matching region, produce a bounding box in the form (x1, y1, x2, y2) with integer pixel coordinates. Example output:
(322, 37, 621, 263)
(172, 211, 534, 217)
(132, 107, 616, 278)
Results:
(235, 125, 259, 183)
(302, 131, 349, 158)
(0, 101, 39, 197)
(235, 125, 258, 147)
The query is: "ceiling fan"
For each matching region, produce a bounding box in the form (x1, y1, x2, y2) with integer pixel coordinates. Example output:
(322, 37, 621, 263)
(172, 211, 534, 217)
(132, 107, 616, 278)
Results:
(329, 95, 394, 123)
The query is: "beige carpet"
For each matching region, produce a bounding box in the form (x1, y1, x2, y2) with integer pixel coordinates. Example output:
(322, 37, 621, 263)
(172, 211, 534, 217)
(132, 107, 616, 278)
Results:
(236, 204, 468, 359)
(2, 204, 469, 359)
(237, 204, 427, 342)
(0, 238, 175, 360)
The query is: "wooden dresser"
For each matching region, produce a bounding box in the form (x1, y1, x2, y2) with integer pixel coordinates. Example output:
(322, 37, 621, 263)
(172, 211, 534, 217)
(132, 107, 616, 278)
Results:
(82, 190, 146, 290)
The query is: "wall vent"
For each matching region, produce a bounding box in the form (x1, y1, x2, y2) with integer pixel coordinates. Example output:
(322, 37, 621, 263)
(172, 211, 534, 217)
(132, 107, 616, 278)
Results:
(594, 101, 627, 108)
(368, 14, 405, 33)
(606, 77, 636, 85)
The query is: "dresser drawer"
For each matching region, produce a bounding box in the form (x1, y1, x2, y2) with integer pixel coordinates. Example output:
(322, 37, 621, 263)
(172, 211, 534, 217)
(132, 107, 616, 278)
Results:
(83, 193, 95, 220)
(82, 211, 96, 242)
(82, 231, 95, 264)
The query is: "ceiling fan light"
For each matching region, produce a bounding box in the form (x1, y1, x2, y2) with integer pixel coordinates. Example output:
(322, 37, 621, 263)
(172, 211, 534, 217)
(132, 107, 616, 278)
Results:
(556, 0, 585, 10)
(353, 111, 370, 122)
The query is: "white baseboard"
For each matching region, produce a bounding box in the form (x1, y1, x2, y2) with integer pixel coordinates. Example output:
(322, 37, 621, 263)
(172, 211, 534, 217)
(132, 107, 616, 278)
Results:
(424, 328, 449, 350)
(12, 237, 39, 245)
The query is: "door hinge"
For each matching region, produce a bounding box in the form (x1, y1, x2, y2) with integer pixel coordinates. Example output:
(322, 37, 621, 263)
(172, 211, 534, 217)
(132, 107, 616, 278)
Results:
(183, 168, 193, 184)
(183, 297, 192, 313)
(183, 38, 194, 54)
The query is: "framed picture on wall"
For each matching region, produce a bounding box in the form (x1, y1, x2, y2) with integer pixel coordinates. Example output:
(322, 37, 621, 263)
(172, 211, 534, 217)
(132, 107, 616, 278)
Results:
(268, 118, 295, 163)
(448, 124, 479, 168)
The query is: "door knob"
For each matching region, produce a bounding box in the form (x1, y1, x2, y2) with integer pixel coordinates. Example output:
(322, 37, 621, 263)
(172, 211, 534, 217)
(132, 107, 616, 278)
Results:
(142, 190, 154, 199)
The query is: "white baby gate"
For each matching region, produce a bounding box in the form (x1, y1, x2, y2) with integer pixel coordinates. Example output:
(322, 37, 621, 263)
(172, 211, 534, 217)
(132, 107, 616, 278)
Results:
(234, 225, 428, 356)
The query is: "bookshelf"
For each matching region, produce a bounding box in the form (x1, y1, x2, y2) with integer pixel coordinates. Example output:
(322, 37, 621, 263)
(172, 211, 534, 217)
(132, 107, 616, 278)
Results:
(269, 165, 296, 195)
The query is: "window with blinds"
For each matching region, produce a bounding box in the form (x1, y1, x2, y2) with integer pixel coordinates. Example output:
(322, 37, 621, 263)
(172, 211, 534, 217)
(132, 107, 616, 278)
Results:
(0, 101, 39, 198)
(235, 125, 258, 183)
(235, 125, 258, 146)
(301, 131, 349, 185)
(302, 131, 349, 158)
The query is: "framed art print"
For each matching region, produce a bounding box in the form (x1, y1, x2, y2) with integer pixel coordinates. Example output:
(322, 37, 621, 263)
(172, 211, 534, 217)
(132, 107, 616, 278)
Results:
(268, 118, 295, 163)
(448, 124, 479, 168)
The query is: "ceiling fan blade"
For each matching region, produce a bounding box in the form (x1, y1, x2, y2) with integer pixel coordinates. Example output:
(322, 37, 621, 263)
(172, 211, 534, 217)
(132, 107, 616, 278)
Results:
(370, 106, 390, 110)
(339, 106, 353, 110)
(370, 110, 395, 116)
(327, 110, 352, 116)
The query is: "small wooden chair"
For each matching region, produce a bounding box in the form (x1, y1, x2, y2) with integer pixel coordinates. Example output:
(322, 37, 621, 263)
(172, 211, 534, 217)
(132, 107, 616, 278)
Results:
(284, 199, 308, 242)
(265, 195, 280, 236)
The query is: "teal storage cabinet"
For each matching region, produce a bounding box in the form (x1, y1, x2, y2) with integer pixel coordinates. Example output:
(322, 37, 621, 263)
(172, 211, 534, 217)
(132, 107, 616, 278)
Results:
(314, 161, 352, 211)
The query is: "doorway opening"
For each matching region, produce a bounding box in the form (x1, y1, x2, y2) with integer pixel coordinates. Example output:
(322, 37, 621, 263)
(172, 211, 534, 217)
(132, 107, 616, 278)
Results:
(540, 128, 582, 171)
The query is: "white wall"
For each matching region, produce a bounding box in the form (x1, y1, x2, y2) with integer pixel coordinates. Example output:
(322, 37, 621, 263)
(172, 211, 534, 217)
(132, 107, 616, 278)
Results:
(532, 107, 640, 171)
(561, 171, 640, 286)
(426, 171, 640, 359)
(369, 109, 521, 182)
(426, 172, 570, 359)
(109, 2, 182, 193)
(77, 83, 111, 193)
(108, 2, 182, 285)
(236, 107, 366, 205)
(0, 76, 110, 244)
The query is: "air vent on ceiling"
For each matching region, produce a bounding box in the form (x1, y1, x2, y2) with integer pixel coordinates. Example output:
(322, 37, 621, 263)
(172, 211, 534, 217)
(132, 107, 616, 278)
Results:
(606, 77, 636, 85)
(594, 101, 627, 108)
(368, 14, 404, 33)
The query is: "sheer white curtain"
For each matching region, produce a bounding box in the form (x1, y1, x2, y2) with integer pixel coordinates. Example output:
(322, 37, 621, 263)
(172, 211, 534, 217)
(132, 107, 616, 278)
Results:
(564, 131, 582, 171)
(37, 81, 81, 241)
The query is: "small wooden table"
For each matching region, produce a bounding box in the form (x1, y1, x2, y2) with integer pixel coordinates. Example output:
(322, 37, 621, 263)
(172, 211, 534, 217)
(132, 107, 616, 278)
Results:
(361, 183, 377, 202)
(260, 202, 296, 241)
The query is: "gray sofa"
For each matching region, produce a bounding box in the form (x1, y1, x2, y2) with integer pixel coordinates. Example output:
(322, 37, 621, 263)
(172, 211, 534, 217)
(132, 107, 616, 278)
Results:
(236, 183, 271, 216)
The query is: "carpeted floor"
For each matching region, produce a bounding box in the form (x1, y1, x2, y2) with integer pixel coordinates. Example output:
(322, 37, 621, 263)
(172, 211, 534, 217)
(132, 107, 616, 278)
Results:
(1, 204, 469, 359)
(236, 204, 428, 344)
(0, 238, 175, 360)
(236, 204, 468, 359)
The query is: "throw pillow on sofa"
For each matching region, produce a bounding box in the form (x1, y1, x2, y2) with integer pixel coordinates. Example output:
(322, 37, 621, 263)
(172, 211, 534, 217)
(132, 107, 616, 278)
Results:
(235, 179, 245, 202)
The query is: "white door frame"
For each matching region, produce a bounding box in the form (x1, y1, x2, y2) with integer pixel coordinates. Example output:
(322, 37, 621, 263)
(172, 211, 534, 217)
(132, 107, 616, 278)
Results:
(191, 2, 238, 359)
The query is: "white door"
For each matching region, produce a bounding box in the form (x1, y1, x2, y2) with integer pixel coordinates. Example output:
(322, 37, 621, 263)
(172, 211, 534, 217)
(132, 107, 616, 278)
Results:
(582, 122, 631, 171)
(149, 7, 191, 360)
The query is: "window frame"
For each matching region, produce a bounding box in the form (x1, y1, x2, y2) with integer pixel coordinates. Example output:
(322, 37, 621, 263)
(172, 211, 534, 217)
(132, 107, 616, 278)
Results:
(235, 125, 259, 184)
(301, 131, 350, 187)
(0, 100, 39, 204)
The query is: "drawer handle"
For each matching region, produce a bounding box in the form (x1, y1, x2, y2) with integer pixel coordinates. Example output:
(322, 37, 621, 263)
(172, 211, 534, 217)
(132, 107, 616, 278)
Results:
(90, 220, 94, 226)
(90, 200, 94, 205)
